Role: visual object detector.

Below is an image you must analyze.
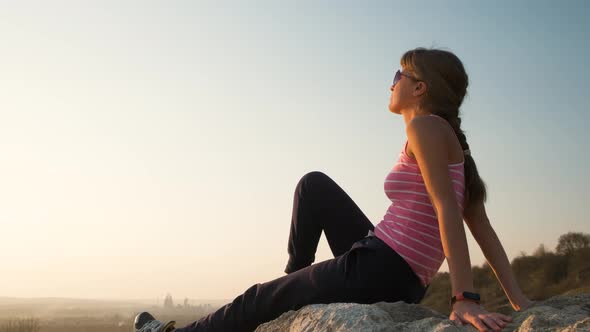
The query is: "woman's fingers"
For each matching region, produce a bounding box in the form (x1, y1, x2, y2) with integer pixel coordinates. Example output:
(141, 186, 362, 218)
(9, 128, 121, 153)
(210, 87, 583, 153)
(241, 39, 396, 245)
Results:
(491, 316, 508, 328)
(468, 316, 491, 332)
(450, 317, 463, 326)
(493, 313, 513, 329)
(478, 312, 513, 332)
(480, 315, 502, 331)
(495, 313, 512, 322)
(449, 311, 464, 326)
(452, 304, 513, 332)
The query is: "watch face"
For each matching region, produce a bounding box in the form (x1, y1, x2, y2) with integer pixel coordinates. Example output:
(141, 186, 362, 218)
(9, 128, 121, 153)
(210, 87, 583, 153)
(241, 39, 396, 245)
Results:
(463, 292, 481, 300)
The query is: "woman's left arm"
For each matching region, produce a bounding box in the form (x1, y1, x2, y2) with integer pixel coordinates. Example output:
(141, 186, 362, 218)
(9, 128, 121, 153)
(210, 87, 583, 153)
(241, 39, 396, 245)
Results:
(407, 117, 474, 295)
(407, 117, 512, 332)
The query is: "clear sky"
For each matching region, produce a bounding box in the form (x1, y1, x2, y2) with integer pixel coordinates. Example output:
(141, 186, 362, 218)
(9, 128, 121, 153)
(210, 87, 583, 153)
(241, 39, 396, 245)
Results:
(1, 1, 588, 301)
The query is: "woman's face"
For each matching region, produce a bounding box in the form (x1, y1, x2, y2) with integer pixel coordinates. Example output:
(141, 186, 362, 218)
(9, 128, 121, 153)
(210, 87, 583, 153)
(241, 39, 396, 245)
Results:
(388, 68, 419, 114)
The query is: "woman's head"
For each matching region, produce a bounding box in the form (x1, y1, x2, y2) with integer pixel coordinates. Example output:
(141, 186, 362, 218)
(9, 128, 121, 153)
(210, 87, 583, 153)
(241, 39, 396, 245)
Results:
(400, 48, 468, 115)
(393, 47, 487, 215)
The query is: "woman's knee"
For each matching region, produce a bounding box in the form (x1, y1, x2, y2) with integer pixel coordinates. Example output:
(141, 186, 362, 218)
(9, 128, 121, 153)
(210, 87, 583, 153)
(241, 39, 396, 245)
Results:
(295, 171, 333, 198)
(301, 171, 330, 183)
(298, 171, 333, 190)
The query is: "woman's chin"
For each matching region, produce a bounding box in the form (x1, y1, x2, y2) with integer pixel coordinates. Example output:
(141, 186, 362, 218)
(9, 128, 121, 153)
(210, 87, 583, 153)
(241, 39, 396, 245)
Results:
(388, 107, 400, 114)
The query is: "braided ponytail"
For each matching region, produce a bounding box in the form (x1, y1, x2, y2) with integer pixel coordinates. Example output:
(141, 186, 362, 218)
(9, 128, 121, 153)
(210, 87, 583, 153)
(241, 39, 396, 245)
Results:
(401, 48, 488, 215)
(433, 111, 487, 212)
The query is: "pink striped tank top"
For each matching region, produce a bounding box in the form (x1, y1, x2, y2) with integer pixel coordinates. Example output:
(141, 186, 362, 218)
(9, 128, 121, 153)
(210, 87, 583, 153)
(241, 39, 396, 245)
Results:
(373, 122, 466, 287)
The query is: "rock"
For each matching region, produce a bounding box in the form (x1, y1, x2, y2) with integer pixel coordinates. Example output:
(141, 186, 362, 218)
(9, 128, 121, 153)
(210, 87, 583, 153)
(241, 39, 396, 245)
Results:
(254, 293, 590, 332)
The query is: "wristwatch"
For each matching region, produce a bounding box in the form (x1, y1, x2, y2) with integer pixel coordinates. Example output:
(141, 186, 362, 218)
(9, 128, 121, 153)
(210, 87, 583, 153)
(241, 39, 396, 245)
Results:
(450, 291, 481, 307)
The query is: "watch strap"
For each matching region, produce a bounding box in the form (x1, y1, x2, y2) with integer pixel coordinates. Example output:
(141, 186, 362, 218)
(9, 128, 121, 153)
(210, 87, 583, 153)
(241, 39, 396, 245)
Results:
(450, 291, 481, 306)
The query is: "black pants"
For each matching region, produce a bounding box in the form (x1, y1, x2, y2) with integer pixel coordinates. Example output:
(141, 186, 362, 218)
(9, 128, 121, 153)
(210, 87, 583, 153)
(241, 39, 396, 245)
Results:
(175, 171, 427, 332)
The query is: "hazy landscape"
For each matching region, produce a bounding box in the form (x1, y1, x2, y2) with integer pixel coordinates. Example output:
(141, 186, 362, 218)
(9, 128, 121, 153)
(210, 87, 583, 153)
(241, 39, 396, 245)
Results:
(2, 232, 589, 331)
(0, 297, 230, 331)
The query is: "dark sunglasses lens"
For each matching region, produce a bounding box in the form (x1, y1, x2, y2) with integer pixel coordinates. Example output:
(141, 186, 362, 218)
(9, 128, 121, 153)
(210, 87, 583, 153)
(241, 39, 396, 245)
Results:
(392, 70, 401, 86)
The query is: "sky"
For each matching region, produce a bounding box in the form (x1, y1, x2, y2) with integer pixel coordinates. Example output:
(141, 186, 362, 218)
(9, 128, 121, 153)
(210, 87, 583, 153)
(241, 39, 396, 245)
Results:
(0, 1, 588, 302)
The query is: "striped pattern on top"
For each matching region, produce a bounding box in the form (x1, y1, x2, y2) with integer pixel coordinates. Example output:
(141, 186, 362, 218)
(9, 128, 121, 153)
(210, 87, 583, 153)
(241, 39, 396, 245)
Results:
(374, 139, 466, 287)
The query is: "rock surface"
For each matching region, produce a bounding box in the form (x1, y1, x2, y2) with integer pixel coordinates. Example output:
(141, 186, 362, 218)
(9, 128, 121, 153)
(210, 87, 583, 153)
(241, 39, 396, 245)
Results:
(254, 294, 590, 332)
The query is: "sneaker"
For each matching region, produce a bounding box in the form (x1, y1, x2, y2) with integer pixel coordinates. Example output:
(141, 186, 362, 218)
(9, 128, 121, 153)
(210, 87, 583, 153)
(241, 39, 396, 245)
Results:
(134, 312, 176, 332)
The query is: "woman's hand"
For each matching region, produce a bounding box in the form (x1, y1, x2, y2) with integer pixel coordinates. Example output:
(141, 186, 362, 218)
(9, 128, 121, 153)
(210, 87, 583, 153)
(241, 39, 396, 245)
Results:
(449, 301, 512, 332)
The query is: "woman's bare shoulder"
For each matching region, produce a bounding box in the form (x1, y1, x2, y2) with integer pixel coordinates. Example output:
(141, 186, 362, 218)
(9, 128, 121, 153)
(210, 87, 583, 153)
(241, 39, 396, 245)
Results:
(406, 116, 451, 159)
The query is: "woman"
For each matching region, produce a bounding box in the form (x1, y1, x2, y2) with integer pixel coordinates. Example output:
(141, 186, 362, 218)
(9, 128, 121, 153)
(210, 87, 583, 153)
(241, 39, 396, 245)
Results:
(134, 48, 534, 332)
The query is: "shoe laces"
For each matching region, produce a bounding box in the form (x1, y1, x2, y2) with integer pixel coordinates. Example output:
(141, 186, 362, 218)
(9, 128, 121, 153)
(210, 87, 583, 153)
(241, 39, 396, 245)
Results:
(138, 319, 166, 332)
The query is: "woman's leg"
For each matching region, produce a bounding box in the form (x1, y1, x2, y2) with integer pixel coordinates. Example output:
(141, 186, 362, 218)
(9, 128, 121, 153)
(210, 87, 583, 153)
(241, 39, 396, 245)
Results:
(285, 171, 374, 274)
(174, 236, 426, 332)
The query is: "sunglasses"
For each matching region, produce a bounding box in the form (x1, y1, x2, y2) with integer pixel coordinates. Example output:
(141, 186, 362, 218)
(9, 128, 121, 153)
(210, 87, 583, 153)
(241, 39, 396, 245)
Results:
(392, 69, 419, 87)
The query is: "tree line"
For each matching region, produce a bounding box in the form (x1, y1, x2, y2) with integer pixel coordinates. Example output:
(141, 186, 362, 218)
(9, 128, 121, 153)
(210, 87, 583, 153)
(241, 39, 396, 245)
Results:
(421, 232, 590, 315)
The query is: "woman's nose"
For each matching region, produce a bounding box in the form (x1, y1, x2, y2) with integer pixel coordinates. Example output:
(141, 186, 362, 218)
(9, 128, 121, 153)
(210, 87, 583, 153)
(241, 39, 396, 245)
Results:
(389, 85, 394, 92)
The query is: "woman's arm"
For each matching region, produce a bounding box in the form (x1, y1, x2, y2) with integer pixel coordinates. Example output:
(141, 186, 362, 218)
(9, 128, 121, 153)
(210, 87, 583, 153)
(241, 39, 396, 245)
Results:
(463, 202, 534, 311)
(408, 117, 513, 331)
(407, 117, 476, 295)
(438, 202, 476, 295)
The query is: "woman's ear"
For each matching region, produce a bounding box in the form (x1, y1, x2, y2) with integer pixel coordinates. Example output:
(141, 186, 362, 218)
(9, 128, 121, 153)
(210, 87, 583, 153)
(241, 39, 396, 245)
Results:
(413, 81, 428, 97)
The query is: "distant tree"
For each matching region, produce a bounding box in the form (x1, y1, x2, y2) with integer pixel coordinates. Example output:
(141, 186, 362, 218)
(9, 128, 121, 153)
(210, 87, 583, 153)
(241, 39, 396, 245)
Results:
(540, 252, 568, 284)
(533, 243, 548, 257)
(556, 232, 590, 255)
(567, 247, 590, 283)
(512, 255, 542, 295)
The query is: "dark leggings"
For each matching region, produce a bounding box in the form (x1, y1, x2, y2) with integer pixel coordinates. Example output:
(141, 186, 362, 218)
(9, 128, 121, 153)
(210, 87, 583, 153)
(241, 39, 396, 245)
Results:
(175, 171, 426, 332)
